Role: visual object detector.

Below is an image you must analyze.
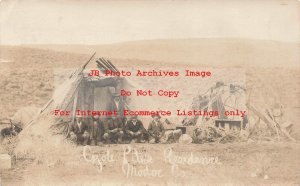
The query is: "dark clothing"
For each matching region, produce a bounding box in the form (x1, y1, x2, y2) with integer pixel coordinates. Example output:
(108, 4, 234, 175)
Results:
(125, 120, 145, 133)
(111, 98, 126, 120)
(104, 118, 124, 133)
(124, 119, 147, 142)
(148, 120, 165, 137)
(70, 120, 88, 135)
(103, 131, 124, 143)
(102, 118, 124, 143)
(126, 132, 143, 142)
(88, 118, 104, 142)
(70, 119, 89, 145)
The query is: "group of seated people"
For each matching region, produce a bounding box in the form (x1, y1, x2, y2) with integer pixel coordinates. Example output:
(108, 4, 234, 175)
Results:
(69, 114, 182, 145)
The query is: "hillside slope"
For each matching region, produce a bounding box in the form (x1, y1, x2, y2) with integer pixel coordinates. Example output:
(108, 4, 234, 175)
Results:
(24, 38, 300, 67)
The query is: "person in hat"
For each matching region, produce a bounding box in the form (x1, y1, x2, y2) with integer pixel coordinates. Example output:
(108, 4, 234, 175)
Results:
(148, 114, 165, 143)
(111, 92, 128, 124)
(125, 115, 146, 143)
(103, 115, 125, 144)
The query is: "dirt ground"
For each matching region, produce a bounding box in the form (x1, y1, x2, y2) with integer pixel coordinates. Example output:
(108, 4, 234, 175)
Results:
(1, 142, 300, 185)
(0, 43, 299, 185)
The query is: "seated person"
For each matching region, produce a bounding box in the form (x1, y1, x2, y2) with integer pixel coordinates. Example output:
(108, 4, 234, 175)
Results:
(125, 116, 146, 143)
(148, 115, 165, 143)
(103, 116, 124, 144)
(69, 116, 89, 145)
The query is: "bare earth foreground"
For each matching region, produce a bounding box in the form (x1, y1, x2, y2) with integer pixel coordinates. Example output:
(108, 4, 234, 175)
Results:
(2, 143, 300, 185)
(0, 39, 299, 185)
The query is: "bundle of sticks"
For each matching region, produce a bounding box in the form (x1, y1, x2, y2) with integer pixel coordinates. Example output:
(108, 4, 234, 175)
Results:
(96, 57, 120, 74)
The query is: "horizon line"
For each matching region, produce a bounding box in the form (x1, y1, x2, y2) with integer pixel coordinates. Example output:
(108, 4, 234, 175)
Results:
(0, 37, 299, 46)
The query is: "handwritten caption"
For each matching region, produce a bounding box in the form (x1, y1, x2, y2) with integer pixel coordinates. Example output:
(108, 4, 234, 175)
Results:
(82, 145, 221, 178)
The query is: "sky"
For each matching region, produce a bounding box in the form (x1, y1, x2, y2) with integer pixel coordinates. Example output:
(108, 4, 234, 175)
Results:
(0, 0, 299, 45)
